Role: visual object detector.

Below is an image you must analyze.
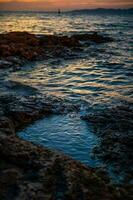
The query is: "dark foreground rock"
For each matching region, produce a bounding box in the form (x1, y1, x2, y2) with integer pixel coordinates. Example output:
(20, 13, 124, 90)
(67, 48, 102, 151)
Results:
(0, 31, 113, 69)
(82, 105, 133, 184)
(0, 91, 133, 200)
(0, 31, 132, 198)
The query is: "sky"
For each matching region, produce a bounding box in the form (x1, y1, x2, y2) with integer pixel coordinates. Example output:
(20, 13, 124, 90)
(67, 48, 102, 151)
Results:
(0, 0, 133, 11)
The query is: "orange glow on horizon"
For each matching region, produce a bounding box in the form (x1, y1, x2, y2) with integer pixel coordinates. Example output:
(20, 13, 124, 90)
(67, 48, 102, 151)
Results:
(0, 0, 132, 11)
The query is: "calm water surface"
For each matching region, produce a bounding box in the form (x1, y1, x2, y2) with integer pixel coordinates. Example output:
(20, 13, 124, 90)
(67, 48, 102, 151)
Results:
(18, 114, 100, 168)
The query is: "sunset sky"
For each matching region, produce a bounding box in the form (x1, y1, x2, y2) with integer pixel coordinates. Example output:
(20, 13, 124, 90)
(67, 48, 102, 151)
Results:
(0, 0, 133, 11)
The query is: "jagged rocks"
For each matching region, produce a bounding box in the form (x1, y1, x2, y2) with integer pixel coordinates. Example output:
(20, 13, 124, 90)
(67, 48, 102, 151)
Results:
(82, 105, 133, 184)
(0, 91, 133, 199)
(0, 31, 113, 70)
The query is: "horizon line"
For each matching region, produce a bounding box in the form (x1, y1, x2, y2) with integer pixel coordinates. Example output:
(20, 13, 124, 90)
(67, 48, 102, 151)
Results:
(0, 7, 133, 12)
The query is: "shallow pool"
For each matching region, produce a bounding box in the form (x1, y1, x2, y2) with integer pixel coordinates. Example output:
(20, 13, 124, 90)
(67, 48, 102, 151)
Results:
(18, 113, 100, 168)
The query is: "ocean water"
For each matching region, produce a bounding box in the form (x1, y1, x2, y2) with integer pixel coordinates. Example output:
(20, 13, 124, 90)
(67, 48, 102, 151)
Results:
(1, 11, 133, 180)
(1, 11, 132, 106)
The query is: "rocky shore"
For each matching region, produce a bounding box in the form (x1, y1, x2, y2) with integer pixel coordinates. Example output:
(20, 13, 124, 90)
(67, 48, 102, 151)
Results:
(0, 31, 113, 70)
(82, 104, 133, 184)
(0, 32, 133, 199)
(0, 92, 133, 200)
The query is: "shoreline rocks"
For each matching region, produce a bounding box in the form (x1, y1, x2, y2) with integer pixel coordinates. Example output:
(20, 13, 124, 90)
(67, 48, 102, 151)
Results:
(0, 91, 133, 199)
(0, 31, 132, 199)
(0, 31, 113, 70)
(82, 105, 133, 184)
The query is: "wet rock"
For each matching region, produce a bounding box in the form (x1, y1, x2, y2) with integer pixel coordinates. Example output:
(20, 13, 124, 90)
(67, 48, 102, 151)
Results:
(0, 31, 113, 70)
(39, 32, 113, 47)
(0, 116, 15, 135)
(0, 89, 132, 199)
(4, 80, 40, 96)
(83, 105, 133, 183)
(39, 35, 80, 47)
(0, 136, 131, 200)
(0, 32, 43, 62)
(71, 32, 113, 43)
(0, 90, 78, 133)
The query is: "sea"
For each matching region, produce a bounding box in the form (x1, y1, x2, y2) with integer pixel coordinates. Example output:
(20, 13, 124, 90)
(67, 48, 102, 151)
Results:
(0, 10, 132, 106)
(0, 10, 133, 182)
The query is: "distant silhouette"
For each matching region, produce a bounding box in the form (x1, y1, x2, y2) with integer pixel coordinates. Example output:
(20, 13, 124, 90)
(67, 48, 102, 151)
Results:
(58, 9, 61, 14)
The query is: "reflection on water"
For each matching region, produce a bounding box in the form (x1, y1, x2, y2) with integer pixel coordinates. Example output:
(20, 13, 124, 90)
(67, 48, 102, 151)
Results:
(2, 12, 132, 106)
(11, 55, 133, 107)
(0, 12, 132, 36)
(2, 12, 132, 182)
(18, 113, 100, 167)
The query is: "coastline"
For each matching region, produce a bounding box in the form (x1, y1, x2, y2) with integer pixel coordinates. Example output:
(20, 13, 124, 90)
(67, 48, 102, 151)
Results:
(0, 31, 133, 199)
(0, 31, 113, 70)
(0, 89, 133, 199)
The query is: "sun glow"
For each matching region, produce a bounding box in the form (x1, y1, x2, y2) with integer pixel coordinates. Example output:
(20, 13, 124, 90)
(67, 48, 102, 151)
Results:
(0, 0, 133, 11)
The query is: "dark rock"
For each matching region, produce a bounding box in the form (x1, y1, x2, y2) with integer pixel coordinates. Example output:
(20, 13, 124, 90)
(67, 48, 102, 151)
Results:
(0, 32, 43, 61)
(83, 105, 133, 183)
(71, 32, 113, 43)
(0, 91, 132, 199)
(0, 31, 113, 70)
